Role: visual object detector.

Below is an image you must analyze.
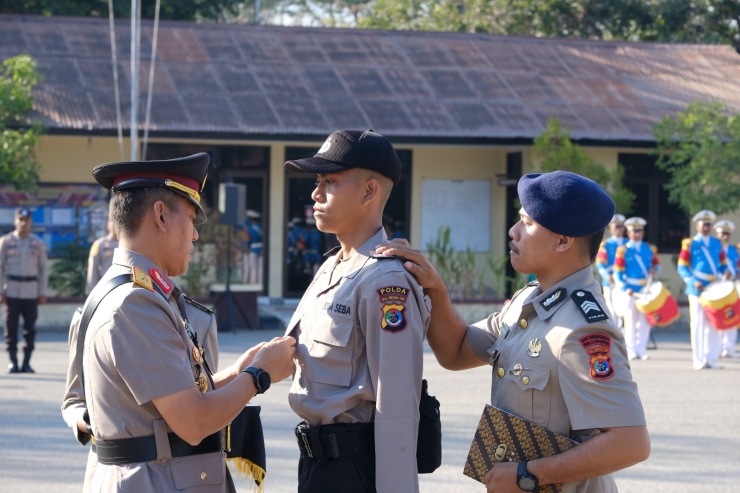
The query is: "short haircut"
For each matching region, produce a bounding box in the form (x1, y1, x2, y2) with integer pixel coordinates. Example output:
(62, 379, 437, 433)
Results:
(577, 228, 605, 263)
(109, 187, 182, 238)
(356, 168, 394, 209)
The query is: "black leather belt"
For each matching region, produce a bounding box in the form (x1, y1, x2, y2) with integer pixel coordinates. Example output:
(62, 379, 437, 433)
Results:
(94, 429, 227, 465)
(8, 275, 37, 282)
(294, 421, 374, 462)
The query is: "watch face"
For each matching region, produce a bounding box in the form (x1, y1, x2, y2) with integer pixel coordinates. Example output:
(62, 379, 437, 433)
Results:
(519, 477, 536, 492)
(257, 371, 271, 391)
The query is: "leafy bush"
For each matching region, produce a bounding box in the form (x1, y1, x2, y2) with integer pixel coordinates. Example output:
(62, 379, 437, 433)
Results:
(49, 241, 88, 297)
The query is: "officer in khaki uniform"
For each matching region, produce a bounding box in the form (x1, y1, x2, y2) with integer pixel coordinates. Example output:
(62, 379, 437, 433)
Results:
(62, 295, 219, 492)
(75, 153, 295, 493)
(85, 220, 119, 295)
(0, 207, 48, 373)
(284, 130, 432, 493)
(379, 171, 649, 493)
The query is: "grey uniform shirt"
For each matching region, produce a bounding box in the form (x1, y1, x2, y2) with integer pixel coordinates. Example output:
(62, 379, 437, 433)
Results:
(86, 234, 119, 295)
(285, 228, 432, 493)
(0, 232, 47, 299)
(82, 249, 232, 493)
(467, 265, 646, 493)
(62, 296, 219, 493)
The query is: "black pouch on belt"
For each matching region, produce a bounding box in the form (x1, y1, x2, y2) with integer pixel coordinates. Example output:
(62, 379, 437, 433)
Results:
(226, 406, 267, 487)
(416, 379, 442, 473)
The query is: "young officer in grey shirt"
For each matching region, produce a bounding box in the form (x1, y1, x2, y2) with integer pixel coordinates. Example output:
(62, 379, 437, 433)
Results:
(284, 130, 431, 493)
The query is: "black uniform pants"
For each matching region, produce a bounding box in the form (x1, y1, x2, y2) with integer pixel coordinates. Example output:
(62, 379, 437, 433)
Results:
(298, 453, 375, 493)
(3, 298, 38, 353)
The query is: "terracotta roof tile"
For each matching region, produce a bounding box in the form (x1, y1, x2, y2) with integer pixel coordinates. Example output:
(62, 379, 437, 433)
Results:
(4, 14, 740, 142)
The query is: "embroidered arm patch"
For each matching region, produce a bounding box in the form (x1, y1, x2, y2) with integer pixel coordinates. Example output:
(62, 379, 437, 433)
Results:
(378, 286, 409, 333)
(571, 290, 609, 322)
(579, 333, 614, 380)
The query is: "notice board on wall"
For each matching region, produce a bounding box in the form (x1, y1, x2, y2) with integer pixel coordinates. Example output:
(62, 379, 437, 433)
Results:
(421, 179, 491, 252)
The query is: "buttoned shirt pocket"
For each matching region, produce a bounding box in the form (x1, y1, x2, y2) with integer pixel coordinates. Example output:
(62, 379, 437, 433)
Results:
(307, 315, 354, 387)
(511, 363, 551, 427)
(170, 452, 225, 490)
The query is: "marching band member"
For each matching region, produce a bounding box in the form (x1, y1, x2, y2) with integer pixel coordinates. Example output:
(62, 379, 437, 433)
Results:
(678, 210, 727, 370)
(715, 220, 739, 358)
(596, 214, 627, 327)
(614, 217, 660, 360)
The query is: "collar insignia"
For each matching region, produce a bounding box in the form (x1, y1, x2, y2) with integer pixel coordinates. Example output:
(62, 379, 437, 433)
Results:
(540, 287, 567, 310)
(150, 268, 173, 295)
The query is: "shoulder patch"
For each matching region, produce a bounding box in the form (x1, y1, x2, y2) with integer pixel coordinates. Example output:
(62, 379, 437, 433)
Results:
(184, 295, 214, 314)
(541, 287, 567, 310)
(649, 244, 658, 254)
(378, 286, 409, 334)
(132, 266, 154, 292)
(570, 290, 609, 322)
(579, 333, 614, 380)
(615, 245, 627, 255)
(681, 238, 692, 248)
(149, 268, 173, 295)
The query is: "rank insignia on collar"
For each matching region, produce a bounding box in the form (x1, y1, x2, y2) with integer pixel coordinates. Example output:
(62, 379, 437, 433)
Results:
(150, 268, 173, 295)
(541, 287, 567, 310)
(571, 290, 609, 322)
(527, 338, 542, 357)
(132, 266, 154, 292)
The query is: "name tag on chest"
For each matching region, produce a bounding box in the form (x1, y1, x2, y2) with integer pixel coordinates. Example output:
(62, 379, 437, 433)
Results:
(320, 299, 355, 321)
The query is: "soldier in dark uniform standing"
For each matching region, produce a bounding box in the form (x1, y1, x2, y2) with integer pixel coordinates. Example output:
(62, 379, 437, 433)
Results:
(378, 171, 650, 493)
(0, 207, 48, 373)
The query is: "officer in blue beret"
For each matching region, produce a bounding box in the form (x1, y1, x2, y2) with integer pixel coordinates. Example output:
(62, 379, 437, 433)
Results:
(377, 171, 649, 493)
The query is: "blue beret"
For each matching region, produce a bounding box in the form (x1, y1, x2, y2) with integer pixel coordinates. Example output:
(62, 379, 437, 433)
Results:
(518, 171, 615, 237)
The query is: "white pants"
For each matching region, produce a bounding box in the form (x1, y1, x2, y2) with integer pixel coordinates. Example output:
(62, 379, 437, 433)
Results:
(624, 296, 651, 359)
(248, 252, 263, 286)
(722, 328, 738, 356)
(688, 295, 724, 366)
(238, 252, 250, 283)
(603, 286, 623, 329)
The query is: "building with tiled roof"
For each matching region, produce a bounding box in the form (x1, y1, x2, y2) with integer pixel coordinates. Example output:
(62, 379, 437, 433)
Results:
(2, 13, 740, 301)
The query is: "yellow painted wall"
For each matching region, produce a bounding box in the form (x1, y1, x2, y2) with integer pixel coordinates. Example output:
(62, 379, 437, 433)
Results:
(33, 136, 731, 301)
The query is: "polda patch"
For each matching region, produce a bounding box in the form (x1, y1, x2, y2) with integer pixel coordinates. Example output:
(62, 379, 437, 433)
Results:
(378, 286, 409, 333)
(579, 333, 614, 381)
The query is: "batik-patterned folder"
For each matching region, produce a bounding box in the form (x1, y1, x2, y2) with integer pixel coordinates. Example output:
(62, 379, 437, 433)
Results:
(463, 405, 579, 493)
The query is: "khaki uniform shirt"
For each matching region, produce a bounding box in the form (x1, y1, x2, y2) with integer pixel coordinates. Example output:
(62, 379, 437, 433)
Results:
(467, 265, 646, 493)
(0, 232, 48, 299)
(285, 228, 432, 493)
(86, 234, 119, 295)
(82, 249, 232, 493)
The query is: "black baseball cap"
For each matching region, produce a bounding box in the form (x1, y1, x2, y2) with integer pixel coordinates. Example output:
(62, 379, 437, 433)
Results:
(92, 153, 210, 225)
(284, 129, 402, 185)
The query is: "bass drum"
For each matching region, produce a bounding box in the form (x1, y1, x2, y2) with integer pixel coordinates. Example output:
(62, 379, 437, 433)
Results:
(699, 281, 740, 330)
(634, 282, 680, 327)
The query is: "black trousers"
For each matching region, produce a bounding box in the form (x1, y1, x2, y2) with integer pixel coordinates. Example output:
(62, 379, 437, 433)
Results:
(3, 298, 38, 353)
(298, 453, 375, 493)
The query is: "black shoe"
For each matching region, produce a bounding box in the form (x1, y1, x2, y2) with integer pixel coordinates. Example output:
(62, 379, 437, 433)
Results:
(7, 362, 19, 373)
(21, 349, 34, 373)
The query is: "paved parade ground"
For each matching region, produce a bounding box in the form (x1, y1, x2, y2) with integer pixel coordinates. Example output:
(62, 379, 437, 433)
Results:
(1, 329, 738, 492)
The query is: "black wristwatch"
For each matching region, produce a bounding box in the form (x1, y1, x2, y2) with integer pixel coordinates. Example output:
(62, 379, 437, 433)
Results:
(242, 366, 271, 394)
(517, 460, 539, 492)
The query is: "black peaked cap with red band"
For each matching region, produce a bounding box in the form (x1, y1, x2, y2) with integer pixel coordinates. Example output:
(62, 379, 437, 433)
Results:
(92, 153, 210, 224)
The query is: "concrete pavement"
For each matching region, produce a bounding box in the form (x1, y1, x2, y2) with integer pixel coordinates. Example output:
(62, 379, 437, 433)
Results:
(0, 329, 738, 492)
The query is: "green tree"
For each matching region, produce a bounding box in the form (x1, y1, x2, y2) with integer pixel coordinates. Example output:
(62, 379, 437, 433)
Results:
(48, 241, 88, 297)
(653, 100, 740, 216)
(534, 118, 634, 214)
(0, 54, 42, 191)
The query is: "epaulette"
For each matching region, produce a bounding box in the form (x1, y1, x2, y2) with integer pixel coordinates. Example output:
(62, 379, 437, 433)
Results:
(89, 240, 100, 256)
(131, 266, 154, 292)
(649, 244, 658, 254)
(615, 245, 627, 255)
(571, 289, 609, 322)
(369, 253, 397, 261)
(681, 238, 692, 249)
(184, 295, 214, 314)
(323, 246, 341, 258)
